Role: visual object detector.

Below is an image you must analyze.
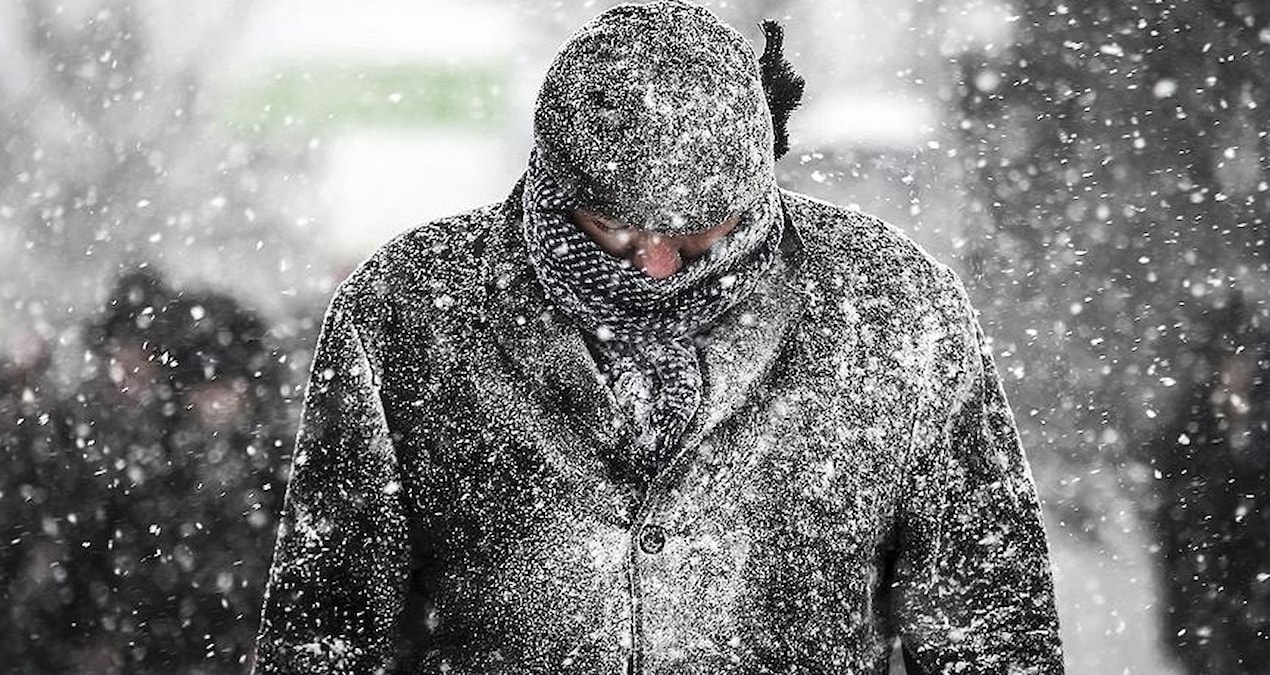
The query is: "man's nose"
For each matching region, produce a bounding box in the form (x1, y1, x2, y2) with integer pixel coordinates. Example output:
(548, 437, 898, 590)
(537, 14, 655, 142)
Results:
(632, 233, 682, 279)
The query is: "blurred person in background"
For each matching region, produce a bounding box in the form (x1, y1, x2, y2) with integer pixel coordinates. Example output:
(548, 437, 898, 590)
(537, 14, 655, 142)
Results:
(87, 285, 289, 674)
(160, 289, 291, 672)
(3, 268, 293, 674)
(1146, 290, 1270, 674)
(255, 1, 1064, 673)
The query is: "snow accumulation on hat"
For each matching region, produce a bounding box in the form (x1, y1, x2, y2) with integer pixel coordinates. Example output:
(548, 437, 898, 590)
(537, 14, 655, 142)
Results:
(532, 0, 781, 235)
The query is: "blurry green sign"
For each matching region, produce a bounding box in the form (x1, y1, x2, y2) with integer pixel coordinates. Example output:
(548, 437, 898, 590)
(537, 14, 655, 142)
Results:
(232, 61, 509, 129)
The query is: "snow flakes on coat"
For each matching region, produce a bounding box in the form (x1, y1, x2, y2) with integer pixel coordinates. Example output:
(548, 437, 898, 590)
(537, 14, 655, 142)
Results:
(253, 180, 1065, 674)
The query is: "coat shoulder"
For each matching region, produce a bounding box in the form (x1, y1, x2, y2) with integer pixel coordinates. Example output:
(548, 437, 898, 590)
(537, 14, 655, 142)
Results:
(344, 201, 501, 297)
(778, 192, 984, 449)
(324, 200, 506, 355)
(781, 189, 971, 319)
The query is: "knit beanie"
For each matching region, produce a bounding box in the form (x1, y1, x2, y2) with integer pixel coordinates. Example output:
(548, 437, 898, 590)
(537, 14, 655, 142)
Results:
(532, 0, 776, 235)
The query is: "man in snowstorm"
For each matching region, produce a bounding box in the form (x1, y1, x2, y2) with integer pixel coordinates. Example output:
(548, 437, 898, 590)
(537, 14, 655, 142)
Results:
(255, 1, 1066, 673)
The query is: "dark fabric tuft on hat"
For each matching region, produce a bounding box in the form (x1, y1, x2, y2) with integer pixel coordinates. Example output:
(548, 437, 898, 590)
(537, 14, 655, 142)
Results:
(532, 0, 775, 235)
(758, 20, 805, 161)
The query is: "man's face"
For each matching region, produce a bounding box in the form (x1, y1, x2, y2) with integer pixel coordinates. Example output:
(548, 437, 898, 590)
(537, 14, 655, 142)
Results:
(570, 208, 740, 279)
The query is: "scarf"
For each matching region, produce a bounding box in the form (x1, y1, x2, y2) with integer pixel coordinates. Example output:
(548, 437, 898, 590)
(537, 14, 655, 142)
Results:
(521, 148, 785, 479)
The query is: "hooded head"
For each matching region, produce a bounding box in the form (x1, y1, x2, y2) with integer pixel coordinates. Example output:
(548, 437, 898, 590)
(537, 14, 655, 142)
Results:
(532, 0, 776, 235)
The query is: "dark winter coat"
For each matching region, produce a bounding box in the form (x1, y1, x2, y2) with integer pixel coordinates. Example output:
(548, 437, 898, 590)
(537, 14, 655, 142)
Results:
(254, 180, 1066, 674)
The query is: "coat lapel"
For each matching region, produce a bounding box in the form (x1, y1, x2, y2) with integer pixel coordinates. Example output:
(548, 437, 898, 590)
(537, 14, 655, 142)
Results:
(479, 180, 811, 480)
(672, 237, 808, 458)
(654, 203, 810, 486)
(479, 179, 628, 460)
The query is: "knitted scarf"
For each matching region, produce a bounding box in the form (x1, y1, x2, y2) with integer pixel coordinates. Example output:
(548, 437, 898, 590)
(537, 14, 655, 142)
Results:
(521, 148, 784, 478)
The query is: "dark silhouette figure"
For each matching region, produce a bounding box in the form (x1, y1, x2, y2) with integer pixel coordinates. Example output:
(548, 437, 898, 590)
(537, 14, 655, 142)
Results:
(3, 268, 293, 674)
(1147, 292, 1270, 674)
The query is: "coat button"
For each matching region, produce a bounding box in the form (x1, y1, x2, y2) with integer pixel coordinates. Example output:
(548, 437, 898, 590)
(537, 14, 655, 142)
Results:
(638, 524, 666, 554)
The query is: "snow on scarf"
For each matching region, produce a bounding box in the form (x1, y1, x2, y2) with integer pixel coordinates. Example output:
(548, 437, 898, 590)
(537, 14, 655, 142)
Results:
(521, 148, 784, 478)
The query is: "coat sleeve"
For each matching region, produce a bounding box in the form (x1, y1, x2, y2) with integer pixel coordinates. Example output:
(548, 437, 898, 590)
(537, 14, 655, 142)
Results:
(253, 290, 410, 674)
(890, 282, 1066, 674)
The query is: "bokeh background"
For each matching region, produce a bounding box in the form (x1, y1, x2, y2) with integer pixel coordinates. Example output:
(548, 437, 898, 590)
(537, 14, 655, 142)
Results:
(3, 0, 1267, 673)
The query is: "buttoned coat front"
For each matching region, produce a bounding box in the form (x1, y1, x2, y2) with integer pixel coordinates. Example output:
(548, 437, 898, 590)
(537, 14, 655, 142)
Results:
(254, 180, 1066, 674)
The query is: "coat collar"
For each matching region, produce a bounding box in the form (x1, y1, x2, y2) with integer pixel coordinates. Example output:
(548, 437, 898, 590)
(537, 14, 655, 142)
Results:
(479, 176, 811, 481)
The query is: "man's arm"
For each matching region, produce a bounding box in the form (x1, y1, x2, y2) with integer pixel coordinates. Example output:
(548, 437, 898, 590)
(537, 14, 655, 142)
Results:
(253, 289, 410, 674)
(890, 279, 1065, 674)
